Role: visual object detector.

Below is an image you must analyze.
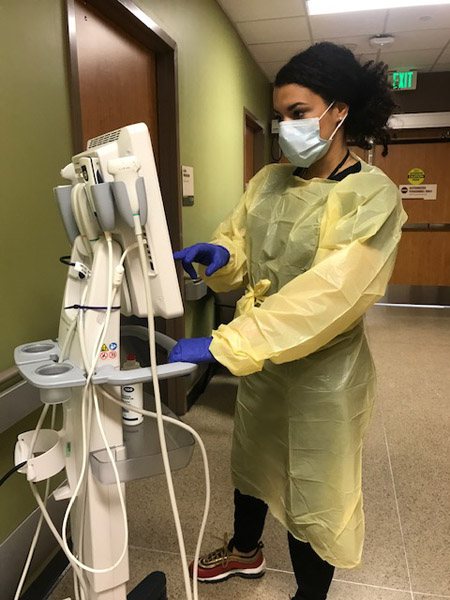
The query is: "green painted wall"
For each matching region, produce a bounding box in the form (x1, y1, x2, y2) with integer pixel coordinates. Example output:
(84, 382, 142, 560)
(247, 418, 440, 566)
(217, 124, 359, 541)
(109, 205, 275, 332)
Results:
(134, 0, 272, 246)
(135, 0, 273, 338)
(0, 1, 73, 374)
(0, 0, 271, 562)
(0, 0, 74, 550)
(0, 403, 64, 543)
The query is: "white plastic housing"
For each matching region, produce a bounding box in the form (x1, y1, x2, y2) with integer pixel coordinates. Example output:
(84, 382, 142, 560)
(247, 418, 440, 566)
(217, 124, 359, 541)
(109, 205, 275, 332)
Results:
(70, 123, 183, 320)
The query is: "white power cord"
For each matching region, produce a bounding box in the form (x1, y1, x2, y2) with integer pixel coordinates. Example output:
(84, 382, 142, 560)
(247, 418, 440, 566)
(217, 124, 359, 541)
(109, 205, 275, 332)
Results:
(29, 484, 88, 599)
(134, 215, 197, 600)
(13, 404, 50, 600)
(14, 405, 88, 600)
(100, 386, 210, 600)
(118, 242, 138, 267)
(59, 284, 90, 598)
(59, 309, 79, 364)
(61, 233, 129, 574)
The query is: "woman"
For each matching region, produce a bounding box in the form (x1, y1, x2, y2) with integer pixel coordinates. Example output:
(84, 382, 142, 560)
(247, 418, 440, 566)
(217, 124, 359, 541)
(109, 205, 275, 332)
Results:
(170, 42, 407, 600)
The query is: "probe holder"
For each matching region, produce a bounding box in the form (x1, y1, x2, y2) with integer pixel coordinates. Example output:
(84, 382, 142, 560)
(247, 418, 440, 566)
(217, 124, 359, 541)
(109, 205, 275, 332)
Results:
(14, 331, 197, 485)
(15, 429, 65, 482)
(54, 185, 80, 244)
(111, 178, 148, 228)
(14, 336, 196, 397)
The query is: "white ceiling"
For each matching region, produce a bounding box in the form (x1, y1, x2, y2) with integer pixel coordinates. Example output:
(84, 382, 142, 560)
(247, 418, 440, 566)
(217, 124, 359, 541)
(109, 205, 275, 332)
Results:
(216, 0, 450, 81)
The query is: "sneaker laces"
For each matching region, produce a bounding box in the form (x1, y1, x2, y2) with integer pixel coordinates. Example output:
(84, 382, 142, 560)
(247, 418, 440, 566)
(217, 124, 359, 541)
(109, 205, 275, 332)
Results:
(203, 533, 264, 568)
(203, 533, 231, 567)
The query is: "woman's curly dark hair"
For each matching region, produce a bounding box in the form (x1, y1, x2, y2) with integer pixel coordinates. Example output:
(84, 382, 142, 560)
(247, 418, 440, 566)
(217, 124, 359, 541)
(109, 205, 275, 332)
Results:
(274, 42, 396, 149)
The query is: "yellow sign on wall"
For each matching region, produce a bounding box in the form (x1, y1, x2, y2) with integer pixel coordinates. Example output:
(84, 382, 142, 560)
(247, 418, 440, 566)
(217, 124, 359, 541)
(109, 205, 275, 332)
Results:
(408, 168, 425, 184)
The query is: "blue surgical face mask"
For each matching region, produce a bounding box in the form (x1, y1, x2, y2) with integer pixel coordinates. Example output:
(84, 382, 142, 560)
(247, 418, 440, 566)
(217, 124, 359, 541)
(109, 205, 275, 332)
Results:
(278, 102, 347, 168)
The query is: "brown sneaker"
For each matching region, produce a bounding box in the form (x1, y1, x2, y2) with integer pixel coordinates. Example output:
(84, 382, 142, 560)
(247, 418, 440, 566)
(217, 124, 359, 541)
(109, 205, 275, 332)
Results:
(189, 538, 265, 583)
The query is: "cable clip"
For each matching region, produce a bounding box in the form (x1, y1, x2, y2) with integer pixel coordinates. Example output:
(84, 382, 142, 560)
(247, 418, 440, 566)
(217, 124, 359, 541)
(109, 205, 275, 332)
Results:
(59, 256, 91, 279)
(73, 262, 91, 279)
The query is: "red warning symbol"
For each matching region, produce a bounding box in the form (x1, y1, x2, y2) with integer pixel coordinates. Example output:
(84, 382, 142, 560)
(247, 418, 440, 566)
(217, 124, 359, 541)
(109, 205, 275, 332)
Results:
(109, 351, 117, 359)
(100, 351, 108, 360)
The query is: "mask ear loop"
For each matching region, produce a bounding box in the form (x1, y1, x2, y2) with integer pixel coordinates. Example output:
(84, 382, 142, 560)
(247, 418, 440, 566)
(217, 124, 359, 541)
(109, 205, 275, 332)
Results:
(318, 101, 335, 120)
(329, 111, 349, 141)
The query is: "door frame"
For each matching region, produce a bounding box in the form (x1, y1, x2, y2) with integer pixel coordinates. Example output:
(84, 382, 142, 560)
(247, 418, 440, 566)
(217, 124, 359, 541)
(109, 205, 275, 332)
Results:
(243, 108, 265, 189)
(65, 0, 187, 413)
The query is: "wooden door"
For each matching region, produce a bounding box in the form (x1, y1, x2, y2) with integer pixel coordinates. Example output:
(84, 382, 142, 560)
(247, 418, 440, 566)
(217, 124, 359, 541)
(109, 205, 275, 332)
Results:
(245, 121, 255, 185)
(374, 141, 450, 223)
(74, 0, 159, 156)
(244, 110, 265, 188)
(374, 140, 450, 286)
(68, 0, 186, 413)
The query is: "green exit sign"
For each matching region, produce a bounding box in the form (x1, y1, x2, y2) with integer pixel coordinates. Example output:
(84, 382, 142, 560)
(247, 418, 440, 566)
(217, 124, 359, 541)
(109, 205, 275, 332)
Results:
(390, 70, 417, 91)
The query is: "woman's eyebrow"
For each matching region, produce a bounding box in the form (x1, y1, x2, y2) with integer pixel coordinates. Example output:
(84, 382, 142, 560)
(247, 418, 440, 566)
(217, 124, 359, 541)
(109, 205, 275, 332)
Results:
(274, 102, 309, 116)
(287, 102, 309, 110)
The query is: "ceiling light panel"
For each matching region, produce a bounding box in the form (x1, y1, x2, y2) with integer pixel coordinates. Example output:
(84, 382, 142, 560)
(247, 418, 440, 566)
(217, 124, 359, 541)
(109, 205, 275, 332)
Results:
(217, 0, 306, 22)
(236, 17, 310, 45)
(307, 0, 450, 15)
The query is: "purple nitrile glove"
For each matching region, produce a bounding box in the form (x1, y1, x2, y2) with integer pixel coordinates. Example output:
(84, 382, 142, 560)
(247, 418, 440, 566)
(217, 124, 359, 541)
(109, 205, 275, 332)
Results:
(168, 337, 216, 364)
(173, 243, 230, 279)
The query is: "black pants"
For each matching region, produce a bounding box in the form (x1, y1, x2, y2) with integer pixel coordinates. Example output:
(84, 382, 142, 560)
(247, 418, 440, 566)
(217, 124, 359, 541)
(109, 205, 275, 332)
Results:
(231, 489, 335, 600)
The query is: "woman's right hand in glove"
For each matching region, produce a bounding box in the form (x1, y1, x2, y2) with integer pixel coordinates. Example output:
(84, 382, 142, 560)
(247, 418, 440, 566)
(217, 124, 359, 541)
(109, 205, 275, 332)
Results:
(174, 243, 230, 279)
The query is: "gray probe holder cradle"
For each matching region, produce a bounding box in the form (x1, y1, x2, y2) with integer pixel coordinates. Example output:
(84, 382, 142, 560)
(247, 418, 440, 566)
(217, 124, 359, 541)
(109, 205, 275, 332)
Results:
(14, 328, 197, 485)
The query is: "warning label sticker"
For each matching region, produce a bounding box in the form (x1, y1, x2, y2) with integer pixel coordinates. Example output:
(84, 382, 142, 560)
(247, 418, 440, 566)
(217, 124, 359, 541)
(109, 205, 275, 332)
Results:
(101, 344, 108, 352)
(100, 351, 108, 360)
(407, 168, 425, 185)
(399, 184, 437, 200)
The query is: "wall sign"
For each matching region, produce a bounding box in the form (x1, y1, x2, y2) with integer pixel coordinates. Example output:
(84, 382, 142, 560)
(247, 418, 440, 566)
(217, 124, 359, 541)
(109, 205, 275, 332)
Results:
(399, 184, 437, 200)
(390, 70, 417, 90)
(182, 166, 194, 206)
(407, 168, 425, 184)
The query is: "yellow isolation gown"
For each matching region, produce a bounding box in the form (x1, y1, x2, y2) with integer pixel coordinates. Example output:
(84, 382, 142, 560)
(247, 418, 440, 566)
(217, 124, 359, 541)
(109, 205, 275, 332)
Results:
(199, 160, 407, 568)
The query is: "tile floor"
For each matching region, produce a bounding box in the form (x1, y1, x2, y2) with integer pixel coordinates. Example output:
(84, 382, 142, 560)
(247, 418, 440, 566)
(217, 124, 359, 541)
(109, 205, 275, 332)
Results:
(50, 305, 450, 600)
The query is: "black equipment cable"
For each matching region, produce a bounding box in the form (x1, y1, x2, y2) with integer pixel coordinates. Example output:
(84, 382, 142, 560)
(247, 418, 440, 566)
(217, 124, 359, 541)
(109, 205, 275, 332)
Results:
(0, 461, 27, 487)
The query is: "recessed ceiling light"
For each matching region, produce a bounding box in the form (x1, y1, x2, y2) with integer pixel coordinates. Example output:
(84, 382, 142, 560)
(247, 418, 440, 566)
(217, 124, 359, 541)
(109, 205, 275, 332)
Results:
(370, 34, 396, 47)
(307, 0, 450, 15)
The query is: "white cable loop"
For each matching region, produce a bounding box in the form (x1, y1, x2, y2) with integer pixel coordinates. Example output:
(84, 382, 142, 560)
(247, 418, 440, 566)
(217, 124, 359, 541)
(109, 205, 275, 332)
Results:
(61, 233, 129, 574)
(135, 217, 201, 600)
(100, 386, 210, 599)
(13, 405, 49, 600)
(14, 407, 88, 600)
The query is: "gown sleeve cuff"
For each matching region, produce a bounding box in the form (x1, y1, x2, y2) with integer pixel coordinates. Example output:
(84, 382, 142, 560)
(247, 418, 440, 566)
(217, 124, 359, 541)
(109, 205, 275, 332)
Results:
(198, 242, 248, 293)
(210, 319, 265, 376)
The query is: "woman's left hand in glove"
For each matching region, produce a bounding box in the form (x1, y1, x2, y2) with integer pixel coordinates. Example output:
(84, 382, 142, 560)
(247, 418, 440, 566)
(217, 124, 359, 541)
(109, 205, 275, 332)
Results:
(168, 336, 217, 364)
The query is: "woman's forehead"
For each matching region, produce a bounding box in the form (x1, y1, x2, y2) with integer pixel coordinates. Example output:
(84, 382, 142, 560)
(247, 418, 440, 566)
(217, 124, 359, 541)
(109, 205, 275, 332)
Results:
(273, 84, 324, 112)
